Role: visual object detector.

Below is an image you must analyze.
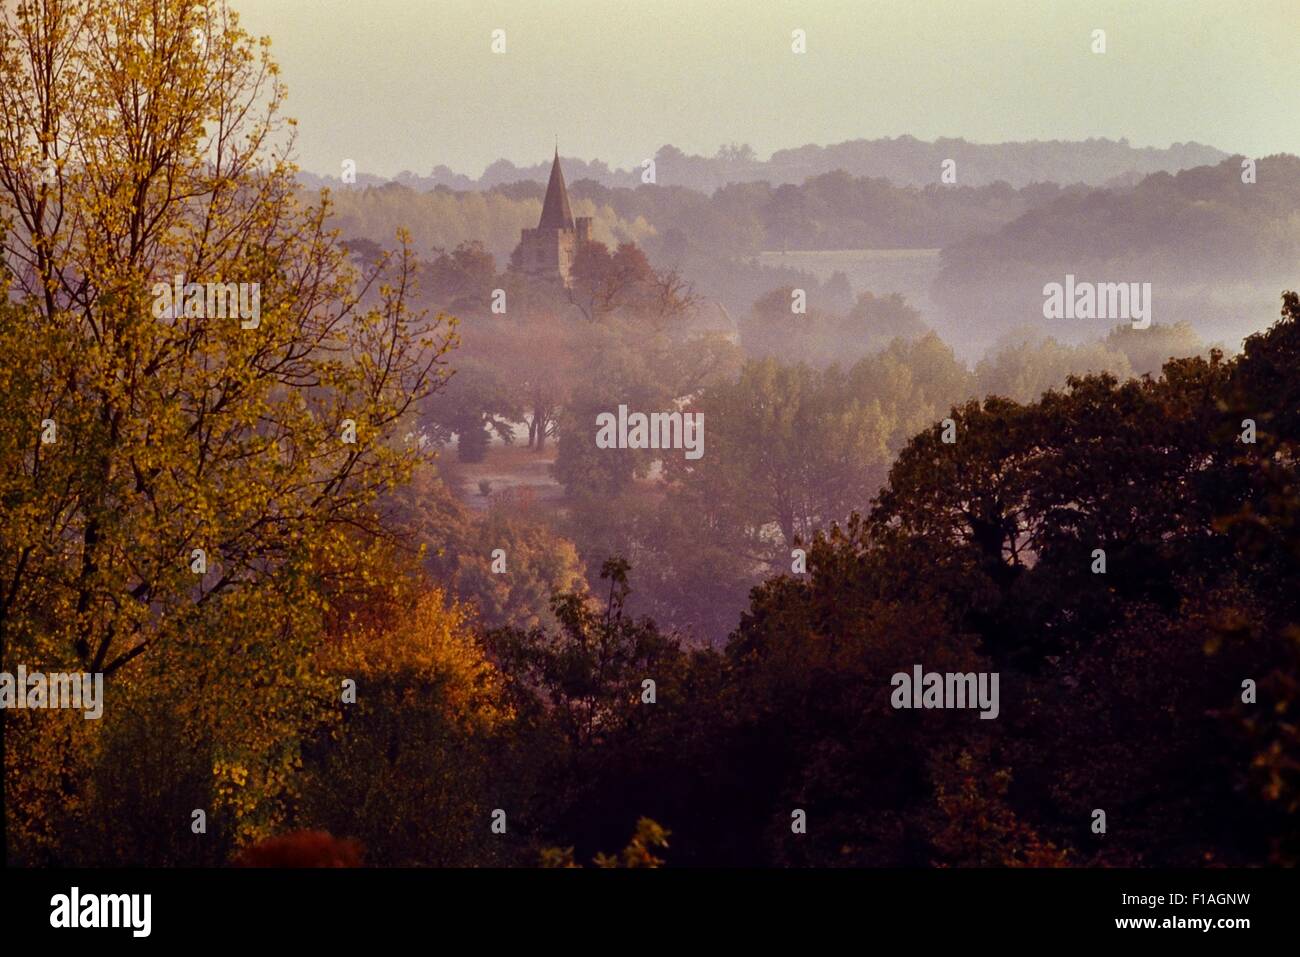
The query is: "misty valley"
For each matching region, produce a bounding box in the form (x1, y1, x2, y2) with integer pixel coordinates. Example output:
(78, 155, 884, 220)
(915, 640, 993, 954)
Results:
(0, 2, 1296, 913)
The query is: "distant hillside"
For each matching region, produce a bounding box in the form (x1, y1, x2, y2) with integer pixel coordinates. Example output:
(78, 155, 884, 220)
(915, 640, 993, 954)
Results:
(316, 170, 1083, 320)
(315, 150, 1296, 357)
(939, 155, 1300, 285)
(930, 155, 1300, 354)
(317, 170, 1078, 265)
(320, 182, 655, 264)
(298, 136, 1228, 194)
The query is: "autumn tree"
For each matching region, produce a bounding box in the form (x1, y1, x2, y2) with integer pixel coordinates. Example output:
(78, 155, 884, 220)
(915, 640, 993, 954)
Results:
(0, 0, 453, 861)
(300, 584, 516, 867)
(567, 240, 694, 325)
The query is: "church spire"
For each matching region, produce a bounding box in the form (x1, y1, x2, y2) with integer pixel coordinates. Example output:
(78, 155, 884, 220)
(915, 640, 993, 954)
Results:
(537, 147, 575, 230)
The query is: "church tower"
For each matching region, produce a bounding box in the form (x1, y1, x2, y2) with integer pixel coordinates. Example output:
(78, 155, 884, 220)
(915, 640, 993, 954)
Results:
(513, 148, 591, 286)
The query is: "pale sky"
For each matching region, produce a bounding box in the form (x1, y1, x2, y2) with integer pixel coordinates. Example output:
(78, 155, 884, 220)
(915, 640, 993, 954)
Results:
(233, 0, 1300, 178)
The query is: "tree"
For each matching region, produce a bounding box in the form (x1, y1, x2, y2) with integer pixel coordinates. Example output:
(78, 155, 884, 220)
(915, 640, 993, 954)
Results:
(666, 357, 891, 549)
(379, 462, 587, 632)
(764, 183, 814, 251)
(927, 749, 1071, 867)
(299, 585, 515, 866)
(976, 335, 1132, 403)
(558, 488, 759, 645)
(446, 508, 586, 631)
(1215, 291, 1300, 862)
(0, 0, 453, 861)
(423, 240, 498, 315)
(844, 291, 928, 346)
(551, 327, 669, 496)
(485, 559, 685, 753)
(485, 560, 694, 856)
(484, 312, 588, 450)
(421, 358, 519, 462)
(1104, 321, 1208, 378)
(568, 240, 695, 325)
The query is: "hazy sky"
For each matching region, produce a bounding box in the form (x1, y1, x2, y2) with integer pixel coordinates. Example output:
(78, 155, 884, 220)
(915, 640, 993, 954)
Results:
(234, 0, 1300, 178)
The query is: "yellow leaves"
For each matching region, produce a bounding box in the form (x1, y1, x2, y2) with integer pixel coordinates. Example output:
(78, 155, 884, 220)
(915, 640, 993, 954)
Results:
(0, 0, 462, 861)
(320, 582, 511, 733)
(213, 760, 250, 790)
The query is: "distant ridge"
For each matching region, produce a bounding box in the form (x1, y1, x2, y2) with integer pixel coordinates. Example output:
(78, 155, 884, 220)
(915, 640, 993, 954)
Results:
(299, 136, 1229, 194)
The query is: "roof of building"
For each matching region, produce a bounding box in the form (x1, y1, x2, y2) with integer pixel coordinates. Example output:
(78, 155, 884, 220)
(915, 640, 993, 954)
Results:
(537, 148, 575, 230)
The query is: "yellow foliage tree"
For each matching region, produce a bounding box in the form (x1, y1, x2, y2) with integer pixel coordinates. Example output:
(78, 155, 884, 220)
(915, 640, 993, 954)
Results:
(0, 0, 455, 862)
(300, 583, 514, 866)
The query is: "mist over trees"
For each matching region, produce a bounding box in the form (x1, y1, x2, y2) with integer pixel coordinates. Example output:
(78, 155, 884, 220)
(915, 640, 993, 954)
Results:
(1, 0, 1295, 874)
(301, 135, 1227, 193)
(935, 155, 1300, 349)
(327, 152, 1299, 355)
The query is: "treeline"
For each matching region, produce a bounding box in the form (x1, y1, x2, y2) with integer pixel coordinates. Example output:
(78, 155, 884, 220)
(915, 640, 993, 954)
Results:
(2, 0, 1293, 872)
(404, 240, 1213, 645)
(328, 155, 1300, 344)
(385, 292, 1300, 867)
(940, 155, 1300, 287)
(13, 294, 1292, 868)
(300, 135, 1226, 193)
(331, 170, 1077, 261)
(326, 183, 656, 265)
(934, 155, 1300, 348)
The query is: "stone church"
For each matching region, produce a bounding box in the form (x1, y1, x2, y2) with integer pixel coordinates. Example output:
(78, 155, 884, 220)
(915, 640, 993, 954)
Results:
(513, 148, 591, 286)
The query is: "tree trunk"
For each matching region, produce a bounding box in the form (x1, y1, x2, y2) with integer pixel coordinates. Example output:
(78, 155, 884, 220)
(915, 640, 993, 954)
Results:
(533, 407, 548, 450)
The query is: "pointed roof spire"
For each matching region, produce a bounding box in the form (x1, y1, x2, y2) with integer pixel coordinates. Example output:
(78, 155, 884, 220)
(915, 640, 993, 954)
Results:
(538, 146, 575, 230)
